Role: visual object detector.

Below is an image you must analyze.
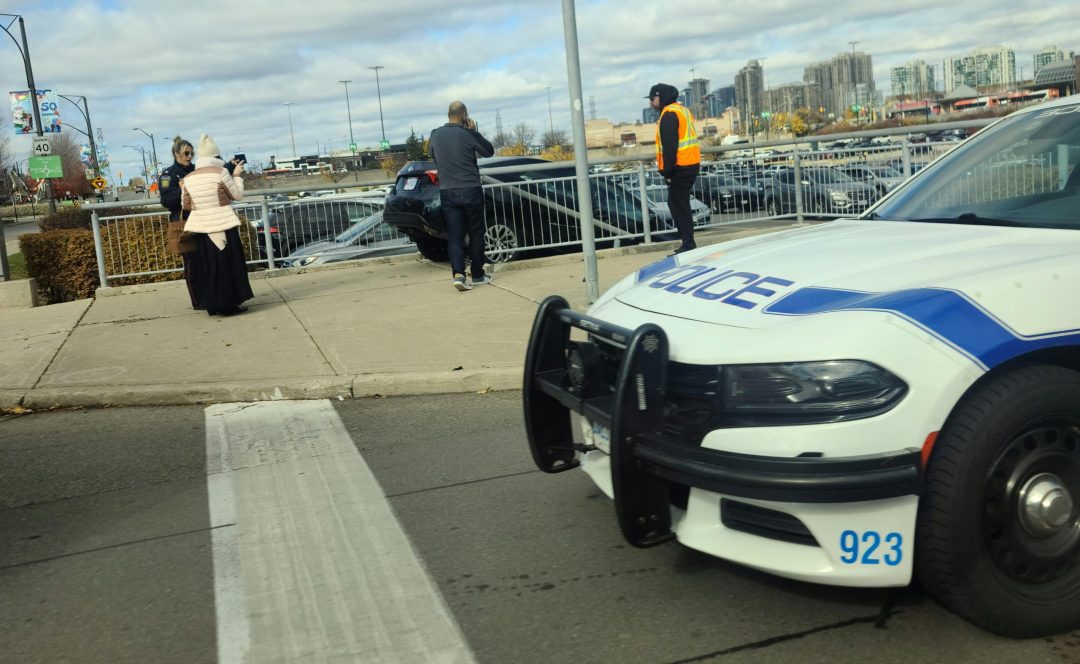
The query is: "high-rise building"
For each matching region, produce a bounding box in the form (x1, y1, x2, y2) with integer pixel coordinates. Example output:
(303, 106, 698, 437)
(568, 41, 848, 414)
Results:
(734, 60, 764, 132)
(802, 51, 874, 118)
(762, 83, 811, 115)
(687, 77, 710, 117)
(943, 46, 1016, 92)
(803, 61, 835, 117)
(1034, 45, 1066, 78)
(890, 59, 935, 98)
(642, 106, 660, 124)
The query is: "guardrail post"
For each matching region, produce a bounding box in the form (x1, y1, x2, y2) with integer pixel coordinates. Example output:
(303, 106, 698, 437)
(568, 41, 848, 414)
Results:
(901, 141, 912, 178)
(260, 196, 275, 268)
(91, 210, 107, 287)
(637, 161, 652, 244)
(793, 151, 804, 224)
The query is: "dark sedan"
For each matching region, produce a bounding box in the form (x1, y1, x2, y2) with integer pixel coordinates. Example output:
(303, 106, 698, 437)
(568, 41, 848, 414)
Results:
(762, 167, 879, 216)
(693, 172, 764, 212)
(251, 198, 384, 258)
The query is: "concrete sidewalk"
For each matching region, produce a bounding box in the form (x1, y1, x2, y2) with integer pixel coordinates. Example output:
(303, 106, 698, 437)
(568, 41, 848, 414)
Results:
(0, 223, 799, 408)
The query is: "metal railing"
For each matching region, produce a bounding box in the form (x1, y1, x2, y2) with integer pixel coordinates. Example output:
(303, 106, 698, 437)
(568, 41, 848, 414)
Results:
(86, 118, 997, 285)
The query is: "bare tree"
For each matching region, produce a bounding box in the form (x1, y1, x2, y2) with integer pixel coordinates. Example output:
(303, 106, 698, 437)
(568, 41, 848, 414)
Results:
(541, 128, 569, 149)
(507, 122, 535, 156)
(0, 135, 11, 202)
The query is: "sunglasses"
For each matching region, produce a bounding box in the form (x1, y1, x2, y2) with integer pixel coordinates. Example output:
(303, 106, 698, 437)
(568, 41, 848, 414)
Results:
(180, 150, 193, 157)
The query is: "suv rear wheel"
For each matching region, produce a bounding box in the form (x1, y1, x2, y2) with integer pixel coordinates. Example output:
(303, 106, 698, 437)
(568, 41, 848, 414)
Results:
(483, 222, 521, 263)
(414, 237, 448, 262)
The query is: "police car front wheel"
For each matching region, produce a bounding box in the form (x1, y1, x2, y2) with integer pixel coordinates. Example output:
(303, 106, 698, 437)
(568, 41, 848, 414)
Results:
(917, 364, 1080, 638)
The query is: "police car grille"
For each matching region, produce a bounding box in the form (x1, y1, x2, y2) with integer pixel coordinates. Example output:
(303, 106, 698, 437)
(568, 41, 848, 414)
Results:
(663, 362, 723, 444)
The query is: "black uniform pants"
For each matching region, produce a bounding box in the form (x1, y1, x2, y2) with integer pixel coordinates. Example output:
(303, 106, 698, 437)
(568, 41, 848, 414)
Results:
(667, 166, 699, 249)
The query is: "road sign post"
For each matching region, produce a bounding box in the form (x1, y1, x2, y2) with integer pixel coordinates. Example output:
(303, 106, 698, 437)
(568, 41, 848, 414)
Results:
(91, 176, 107, 190)
(379, 139, 390, 151)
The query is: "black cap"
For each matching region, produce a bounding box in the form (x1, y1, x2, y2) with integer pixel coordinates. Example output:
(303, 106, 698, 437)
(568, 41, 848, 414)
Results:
(645, 84, 663, 99)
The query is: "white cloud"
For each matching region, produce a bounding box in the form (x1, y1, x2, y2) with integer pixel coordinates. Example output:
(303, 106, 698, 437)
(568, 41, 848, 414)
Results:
(0, 0, 1073, 181)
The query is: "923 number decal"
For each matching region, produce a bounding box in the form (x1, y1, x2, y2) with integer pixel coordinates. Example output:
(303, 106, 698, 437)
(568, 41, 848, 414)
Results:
(839, 530, 903, 566)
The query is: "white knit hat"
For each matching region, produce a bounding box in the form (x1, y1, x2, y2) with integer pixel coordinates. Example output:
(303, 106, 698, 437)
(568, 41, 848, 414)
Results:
(196, 133, 220, 160)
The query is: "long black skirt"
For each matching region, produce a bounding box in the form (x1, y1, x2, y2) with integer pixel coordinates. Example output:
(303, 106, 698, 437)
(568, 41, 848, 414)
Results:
(191, 228, 254, 314)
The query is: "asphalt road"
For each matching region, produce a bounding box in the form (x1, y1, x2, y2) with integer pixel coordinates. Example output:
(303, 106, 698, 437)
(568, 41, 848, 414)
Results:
(1, 395, 1077, 663)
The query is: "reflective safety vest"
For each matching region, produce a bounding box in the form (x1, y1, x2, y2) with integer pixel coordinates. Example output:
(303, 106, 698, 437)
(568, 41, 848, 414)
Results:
(655, 103, 701, 170)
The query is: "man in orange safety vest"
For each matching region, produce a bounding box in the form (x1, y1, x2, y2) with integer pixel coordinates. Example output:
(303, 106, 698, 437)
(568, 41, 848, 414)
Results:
(648, 83, 701, 254)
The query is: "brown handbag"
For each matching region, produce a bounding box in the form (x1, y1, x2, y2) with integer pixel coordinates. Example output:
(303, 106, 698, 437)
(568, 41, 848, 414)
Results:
(167, 219, 196, 255)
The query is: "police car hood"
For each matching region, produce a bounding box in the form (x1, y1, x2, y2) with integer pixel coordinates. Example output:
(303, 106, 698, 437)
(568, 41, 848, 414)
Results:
(608, 219, 1080, 331)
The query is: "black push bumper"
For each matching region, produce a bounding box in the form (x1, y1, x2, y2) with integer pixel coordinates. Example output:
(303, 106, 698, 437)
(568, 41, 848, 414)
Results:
(523, 295, 922, 548)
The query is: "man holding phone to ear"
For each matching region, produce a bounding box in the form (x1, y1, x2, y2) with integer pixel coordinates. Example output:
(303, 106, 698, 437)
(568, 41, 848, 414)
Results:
(428, 100, 495, 291)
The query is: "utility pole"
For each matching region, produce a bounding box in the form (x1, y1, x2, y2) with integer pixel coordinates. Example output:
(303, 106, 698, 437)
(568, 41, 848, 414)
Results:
(546, 86, 554, 135)
(369, 65, 387, 148)
(283, 101, 296, 159)
(848, 40, 859, 123)
(340, 80, 355, 154)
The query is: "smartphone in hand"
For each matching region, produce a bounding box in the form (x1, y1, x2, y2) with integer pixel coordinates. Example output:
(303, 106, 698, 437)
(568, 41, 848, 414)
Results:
(233, 153, 247, 163)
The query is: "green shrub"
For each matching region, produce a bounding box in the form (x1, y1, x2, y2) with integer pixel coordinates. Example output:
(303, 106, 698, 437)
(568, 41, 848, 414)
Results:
(38, 204, 146, 231)
(22, 212, 264, 302)
(19, 230, 99, 303)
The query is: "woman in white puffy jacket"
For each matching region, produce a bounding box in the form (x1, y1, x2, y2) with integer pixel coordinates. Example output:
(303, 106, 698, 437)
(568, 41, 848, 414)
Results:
(181, 133, 254, 316)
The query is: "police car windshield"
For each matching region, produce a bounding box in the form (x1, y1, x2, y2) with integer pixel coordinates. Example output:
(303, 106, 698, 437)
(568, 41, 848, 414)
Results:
(870, 103, 1080, 230)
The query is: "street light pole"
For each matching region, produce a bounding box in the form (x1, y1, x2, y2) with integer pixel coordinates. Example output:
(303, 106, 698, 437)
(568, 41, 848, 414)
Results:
(339, 80, 355, 154)
(132, 127, 159, 185)
(546, 86, 554, 134)
(283, 101, 296, 158)
(1, 14, 56, 216)
(124, 145, 150, 199)
(848, 40, 859, 123)
(58, 94, 100, 180)
(369, 65, 387, 148)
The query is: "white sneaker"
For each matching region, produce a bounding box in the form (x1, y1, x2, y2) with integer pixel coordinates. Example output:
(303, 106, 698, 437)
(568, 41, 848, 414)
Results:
(452, 273, 471, 291)
(471, 274, 493, 286)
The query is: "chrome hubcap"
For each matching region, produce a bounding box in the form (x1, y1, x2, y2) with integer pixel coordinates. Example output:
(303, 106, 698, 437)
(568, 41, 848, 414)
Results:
(1019, 473, 1075, 536)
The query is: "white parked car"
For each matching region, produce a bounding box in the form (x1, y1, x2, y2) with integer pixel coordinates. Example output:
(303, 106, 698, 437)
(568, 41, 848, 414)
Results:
(524, 93, 1080, 638)
(631, 184, 711, 228)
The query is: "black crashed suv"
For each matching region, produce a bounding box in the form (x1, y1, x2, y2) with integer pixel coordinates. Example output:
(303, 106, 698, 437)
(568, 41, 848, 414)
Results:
(383, 156, 669, 262)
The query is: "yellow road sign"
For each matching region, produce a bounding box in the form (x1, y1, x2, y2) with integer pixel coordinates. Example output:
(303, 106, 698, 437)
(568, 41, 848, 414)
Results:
(91, 176, 107, 190)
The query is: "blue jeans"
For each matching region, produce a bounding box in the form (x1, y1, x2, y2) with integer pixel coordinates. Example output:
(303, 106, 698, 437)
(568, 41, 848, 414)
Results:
(440, 186, 488, 279)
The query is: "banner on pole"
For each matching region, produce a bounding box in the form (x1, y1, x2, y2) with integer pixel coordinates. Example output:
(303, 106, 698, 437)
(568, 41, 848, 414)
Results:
(10, 90, 62, 135)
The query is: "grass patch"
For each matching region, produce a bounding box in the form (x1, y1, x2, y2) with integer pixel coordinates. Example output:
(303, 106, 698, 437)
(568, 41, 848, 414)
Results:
(6, 251, 28, 279)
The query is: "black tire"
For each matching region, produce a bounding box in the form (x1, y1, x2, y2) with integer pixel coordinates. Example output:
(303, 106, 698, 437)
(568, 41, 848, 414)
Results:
(917, 364, 1080, 638)
(414, 237, 448, 262)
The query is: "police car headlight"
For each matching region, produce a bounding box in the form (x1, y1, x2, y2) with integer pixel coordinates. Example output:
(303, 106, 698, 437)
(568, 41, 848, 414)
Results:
(829, 191, 850, 203)
(566, 341, 600, 389)
(723, 360, 906, 418)
(293, 256, 317, 267)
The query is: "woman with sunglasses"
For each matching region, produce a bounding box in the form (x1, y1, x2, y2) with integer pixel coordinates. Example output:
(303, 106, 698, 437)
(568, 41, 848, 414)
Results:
(161, 136, 201, 309)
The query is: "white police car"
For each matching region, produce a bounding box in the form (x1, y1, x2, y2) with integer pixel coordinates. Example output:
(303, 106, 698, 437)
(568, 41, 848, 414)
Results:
(524, 94, 1080, 638)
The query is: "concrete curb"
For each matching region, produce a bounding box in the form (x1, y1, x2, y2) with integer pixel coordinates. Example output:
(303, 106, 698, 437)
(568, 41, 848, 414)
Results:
(8, 368, 524, 408)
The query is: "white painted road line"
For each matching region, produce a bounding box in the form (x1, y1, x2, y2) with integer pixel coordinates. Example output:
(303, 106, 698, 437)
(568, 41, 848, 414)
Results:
(205, 400, 475, 663)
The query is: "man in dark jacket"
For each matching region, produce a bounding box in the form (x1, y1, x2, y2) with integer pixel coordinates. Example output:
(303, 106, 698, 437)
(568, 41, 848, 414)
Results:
(648, 83, 701, 254)
(428, 100, 495, 291)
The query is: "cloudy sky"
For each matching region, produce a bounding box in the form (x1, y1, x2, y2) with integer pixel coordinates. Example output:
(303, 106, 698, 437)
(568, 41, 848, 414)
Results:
(0, 0, 1076, 183)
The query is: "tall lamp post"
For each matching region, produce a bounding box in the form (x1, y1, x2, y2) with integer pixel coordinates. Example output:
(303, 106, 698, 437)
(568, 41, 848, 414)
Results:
(124, 145, 151, 199)
(369, 65, 387, 148)
(132, 127, 160, 184)
(283, 101, 297, 159)
(1, 14, 55, 216)
(546, 86, 554, 134)
(339, 80, 355, 154)
(58, 94, 100, 180)
(848, 40, 859, 123)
